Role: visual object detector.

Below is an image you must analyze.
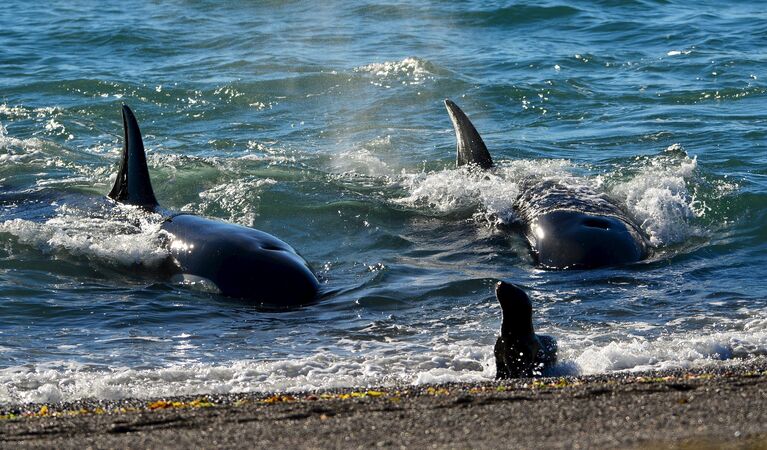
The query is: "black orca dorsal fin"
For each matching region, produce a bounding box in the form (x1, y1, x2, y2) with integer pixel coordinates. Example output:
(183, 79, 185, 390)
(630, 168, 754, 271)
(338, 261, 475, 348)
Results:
(495, 281, 535, 337)
(444, 99, 493, 169)
(107, 105, 159, 208)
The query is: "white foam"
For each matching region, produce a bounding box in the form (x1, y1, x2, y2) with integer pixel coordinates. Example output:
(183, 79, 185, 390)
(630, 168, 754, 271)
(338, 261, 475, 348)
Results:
(331, 136, 396, 177)
(44, 118, 66, 135)
(395, 149, 705, 245)
(666, 49, 692, 57)
(396, 159, 579, 225)
(0, 122, 45, 162)
(355, 57, 434, 86)
(0, 104, 60, 120)
(0, 341, 494, 404)
(0, 104, 31, 119)
(1, 122, 112, 186)
(567, 316, 767, 374)
(0, 204, 169, 269)
(611, 144, 703, 246)
(2, 318, 766, 404)
(245, 140, 291, 161)
(186, 178, 277, 227)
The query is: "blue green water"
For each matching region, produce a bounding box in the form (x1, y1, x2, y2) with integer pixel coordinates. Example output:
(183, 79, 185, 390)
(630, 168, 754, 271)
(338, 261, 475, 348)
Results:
(1, 1, 766, 403)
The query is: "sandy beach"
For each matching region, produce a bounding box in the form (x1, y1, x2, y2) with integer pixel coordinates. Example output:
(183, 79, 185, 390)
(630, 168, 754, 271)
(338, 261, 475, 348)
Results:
(2, 359, 766, 449)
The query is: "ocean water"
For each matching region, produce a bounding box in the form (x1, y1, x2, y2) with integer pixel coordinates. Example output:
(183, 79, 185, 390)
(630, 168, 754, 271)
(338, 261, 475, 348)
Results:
(1, 1, 766, 404)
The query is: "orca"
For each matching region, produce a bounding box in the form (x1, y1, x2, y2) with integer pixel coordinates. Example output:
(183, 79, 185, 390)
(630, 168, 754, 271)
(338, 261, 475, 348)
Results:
(444, 99, 649, 269)
(109, 105, 320, 308)
(494, 281, 556, 379)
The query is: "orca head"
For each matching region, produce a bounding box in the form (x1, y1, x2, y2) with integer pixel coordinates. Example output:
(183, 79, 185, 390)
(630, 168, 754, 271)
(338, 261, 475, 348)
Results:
(209, 236, 320, 308)
(530, 210, 647, 269)
(162, 214, 321, 309)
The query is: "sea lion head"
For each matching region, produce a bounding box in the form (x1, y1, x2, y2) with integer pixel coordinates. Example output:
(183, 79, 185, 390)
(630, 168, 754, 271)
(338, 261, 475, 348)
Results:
(494, 281, 557, 378)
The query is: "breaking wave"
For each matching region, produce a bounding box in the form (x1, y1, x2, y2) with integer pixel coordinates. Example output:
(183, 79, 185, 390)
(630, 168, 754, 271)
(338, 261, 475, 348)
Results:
(2, 315, 766, 404)
(395, 145, 707, 246)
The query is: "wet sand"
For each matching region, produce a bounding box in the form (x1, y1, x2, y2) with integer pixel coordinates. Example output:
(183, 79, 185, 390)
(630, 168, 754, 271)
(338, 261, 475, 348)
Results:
(2, 360, 767, 449)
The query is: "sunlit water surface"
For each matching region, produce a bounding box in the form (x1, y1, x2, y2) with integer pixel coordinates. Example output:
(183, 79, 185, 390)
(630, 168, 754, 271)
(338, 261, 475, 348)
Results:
(1, 1, 766, 403)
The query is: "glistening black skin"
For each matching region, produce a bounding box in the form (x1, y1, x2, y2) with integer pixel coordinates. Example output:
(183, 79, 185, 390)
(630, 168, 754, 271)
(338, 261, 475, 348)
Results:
(108, 105, 320, 308)
(494, 281, 557, 379)
(444, 99, 649, 269)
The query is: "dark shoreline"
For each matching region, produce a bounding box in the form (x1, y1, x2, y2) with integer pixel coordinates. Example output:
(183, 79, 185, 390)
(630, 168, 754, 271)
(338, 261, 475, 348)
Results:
(2, 359, 767, 449)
